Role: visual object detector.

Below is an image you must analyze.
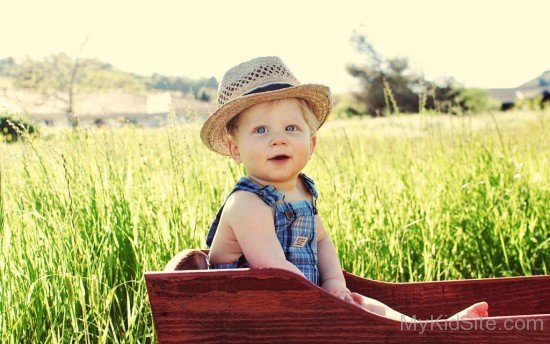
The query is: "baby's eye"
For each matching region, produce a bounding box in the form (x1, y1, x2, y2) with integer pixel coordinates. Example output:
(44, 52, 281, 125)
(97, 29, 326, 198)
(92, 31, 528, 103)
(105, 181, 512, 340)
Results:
(255, 126, 267, 134)
(285, 125, 297, 131)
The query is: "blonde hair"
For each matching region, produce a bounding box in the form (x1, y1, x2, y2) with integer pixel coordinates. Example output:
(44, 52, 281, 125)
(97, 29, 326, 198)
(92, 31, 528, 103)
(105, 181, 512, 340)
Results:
(226, 97, 317, 139)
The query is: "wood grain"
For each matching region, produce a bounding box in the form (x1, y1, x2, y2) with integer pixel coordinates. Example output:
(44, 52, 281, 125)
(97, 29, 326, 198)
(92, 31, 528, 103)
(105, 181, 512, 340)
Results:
(146, 267, 550, 343)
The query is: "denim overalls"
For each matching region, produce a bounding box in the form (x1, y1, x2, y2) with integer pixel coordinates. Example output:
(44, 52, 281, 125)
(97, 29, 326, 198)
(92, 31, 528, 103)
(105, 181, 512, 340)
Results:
(206, 173, 319, 285)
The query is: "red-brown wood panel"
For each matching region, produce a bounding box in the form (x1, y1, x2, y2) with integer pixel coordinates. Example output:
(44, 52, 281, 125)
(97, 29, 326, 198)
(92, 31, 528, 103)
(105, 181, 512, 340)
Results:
(344, 271, 550, 318)
(145, 268, 550, 344)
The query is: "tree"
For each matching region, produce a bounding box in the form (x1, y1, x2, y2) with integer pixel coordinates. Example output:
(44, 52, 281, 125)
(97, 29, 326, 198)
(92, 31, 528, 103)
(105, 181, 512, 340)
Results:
(146, 74, 218, 99)
(0, 57, 15, 75)
(346, 30, 423, 116)
(347, 29, 468, 116)
(13, 53, 81, 127)
(11, 53, 146, 128)
(3, 53, 219, 126)
(456, 88, 501, 113)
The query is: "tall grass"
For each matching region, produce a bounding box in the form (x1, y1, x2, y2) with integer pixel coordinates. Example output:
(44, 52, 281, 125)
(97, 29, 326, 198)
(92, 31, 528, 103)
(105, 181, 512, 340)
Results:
(1, 110, 548, 342)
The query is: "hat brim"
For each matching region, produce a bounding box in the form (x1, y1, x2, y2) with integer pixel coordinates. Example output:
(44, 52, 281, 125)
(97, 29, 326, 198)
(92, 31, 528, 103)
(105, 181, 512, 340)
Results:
(201, 84, 332, 155)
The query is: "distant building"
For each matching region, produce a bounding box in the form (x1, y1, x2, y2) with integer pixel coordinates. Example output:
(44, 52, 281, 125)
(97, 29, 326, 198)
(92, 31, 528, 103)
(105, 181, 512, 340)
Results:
(0, 90, 216, 127)
(488, 71, 550, 110)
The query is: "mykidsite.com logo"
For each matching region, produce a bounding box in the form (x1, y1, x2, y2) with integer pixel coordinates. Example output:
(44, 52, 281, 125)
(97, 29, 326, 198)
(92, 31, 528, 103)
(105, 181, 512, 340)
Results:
(401, 315, 544, 335)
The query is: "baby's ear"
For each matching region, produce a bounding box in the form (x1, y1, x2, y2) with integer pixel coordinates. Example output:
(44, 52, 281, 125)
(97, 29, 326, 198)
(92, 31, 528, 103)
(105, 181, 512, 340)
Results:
(309, 134, 317, 157)
(228, 137, 242, 164)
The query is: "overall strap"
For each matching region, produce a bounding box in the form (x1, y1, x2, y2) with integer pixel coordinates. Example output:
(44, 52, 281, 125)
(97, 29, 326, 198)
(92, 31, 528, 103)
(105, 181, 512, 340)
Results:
(234, 177, 285, 206)
(299, 173, 319, 214)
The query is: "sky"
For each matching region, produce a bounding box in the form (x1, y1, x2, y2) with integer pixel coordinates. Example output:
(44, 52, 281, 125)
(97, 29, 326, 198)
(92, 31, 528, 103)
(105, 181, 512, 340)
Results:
(1, 0, 549, 93)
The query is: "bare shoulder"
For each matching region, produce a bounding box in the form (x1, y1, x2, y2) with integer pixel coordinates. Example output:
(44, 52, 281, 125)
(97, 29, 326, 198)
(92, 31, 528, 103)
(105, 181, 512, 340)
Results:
(220, 190, 288, 269)
(209, 191, 275, 264)
(223, 190, 273, 226)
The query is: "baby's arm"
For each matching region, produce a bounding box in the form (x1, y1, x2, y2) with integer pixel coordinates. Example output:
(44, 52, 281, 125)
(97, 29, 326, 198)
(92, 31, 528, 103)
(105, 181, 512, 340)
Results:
(316, 216, 489, 321)
(223, 191, 305, 278)
(316, 216, 411, 315)
(316, 215, 360, 305)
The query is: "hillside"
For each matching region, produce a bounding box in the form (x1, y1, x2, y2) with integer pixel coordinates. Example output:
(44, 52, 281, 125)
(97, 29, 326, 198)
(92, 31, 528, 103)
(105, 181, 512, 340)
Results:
(0, 54, 218, 101)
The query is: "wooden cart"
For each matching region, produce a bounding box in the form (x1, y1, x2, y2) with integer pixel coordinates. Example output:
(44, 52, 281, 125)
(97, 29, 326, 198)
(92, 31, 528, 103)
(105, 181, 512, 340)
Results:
(145, 249, 550, 343)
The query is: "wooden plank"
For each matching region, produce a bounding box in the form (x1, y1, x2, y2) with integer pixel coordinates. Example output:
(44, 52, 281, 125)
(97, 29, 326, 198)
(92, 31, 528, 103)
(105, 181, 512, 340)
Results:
(145, 268, 550, 343)
(344, 272, 550, 318)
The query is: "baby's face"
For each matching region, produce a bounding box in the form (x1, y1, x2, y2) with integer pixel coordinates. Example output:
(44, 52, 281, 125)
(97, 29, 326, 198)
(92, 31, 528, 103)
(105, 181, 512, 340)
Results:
(228, 98, 316, 187)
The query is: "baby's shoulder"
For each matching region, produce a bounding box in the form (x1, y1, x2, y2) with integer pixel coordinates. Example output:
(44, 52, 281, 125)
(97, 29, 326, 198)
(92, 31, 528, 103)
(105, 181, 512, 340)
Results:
(221, 191, 273, 228)
(223, 190, 272, 218)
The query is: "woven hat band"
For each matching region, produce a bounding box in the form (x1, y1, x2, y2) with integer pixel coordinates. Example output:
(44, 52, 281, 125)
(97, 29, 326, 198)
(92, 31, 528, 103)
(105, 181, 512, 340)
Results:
(242, 83, 293, 96)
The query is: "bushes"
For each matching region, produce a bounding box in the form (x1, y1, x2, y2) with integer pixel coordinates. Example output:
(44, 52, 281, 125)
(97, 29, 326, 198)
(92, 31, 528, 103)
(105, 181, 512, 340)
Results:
(0, 111, 37, 143)
(331, 99, 362, 120)
(515, 94, 549, 111)
(455, 88, 501, 114)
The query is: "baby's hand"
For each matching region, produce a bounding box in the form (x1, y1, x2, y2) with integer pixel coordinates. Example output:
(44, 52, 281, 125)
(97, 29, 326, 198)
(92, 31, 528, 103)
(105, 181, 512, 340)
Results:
(321, 279, 364, 306)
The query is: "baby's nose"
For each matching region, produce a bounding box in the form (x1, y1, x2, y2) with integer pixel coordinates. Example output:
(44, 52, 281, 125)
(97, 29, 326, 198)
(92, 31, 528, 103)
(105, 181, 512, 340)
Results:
(270, 134, 288, 145)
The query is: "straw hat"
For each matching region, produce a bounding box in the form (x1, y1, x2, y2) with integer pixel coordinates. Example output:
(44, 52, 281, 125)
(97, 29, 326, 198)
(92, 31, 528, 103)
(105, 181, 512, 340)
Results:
(200, 56, 332, 155)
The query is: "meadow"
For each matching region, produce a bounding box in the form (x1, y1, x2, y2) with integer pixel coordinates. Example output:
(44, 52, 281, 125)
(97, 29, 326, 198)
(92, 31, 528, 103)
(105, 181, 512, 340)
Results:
(1, 110, 549, 343)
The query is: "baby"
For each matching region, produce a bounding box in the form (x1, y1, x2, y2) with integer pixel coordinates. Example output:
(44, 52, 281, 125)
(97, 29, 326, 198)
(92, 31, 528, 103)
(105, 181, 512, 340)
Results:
(201, 56, 488, 321)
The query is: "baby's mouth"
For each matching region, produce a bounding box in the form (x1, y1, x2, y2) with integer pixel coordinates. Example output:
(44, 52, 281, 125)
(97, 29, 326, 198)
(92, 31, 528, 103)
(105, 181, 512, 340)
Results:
(269, 155, 290, 161)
